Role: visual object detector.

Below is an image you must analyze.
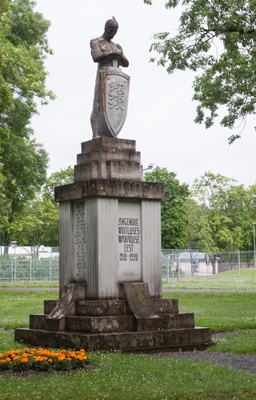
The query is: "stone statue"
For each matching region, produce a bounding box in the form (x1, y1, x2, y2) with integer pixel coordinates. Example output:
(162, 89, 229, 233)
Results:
(90, 18, 130, 138)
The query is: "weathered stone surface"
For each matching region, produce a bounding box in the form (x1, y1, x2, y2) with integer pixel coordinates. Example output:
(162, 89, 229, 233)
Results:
(153, 299, 179, 314)
(66, 315, 135, 333)
(74, 138, 142, 181)
(76, 300, 131, 316)
(55, 179, 164, 202)
(15, 281, 211, 352)
(122, 282, 176, 319)
(75, 161, 142, 182)
(44, 300, 58, 314)
(30, 314, 66, 332)
(14, 327, 212, 352)
(136, 313, 195, 332)
(81, 137, 136, 153)
(47, 283, 86, 319)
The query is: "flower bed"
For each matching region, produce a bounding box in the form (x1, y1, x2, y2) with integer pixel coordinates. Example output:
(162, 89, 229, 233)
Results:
(0, 348, 88, 372)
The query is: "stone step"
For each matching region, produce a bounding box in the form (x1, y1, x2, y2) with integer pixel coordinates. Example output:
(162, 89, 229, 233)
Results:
(30, 314, 63, 332)
(75, 299, 132, 316)
(44, 300, 58, 314)
(136, 313, 195, 332)
(44, 299, 132, 317)
(153, 299, 179, 314)
(30, 314, 135, 333)
(66, 315, 135, 333)
(44, 298, 179, 317)
(14, 327, 212, 352)
(29, 313, 194, 333)
(29, 313, 195, 333)
(30, 312, 195, 334)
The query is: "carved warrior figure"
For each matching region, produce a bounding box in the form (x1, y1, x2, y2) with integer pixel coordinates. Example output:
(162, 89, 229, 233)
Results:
(90, 18, 130, 138)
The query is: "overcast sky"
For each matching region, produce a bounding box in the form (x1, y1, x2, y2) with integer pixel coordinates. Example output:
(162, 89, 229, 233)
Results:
(32, 0, 256, 187)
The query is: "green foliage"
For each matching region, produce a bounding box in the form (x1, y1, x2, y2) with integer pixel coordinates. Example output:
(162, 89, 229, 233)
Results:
(43, 166, 74, 200)
(145, 167, 190, 248)
(186, 197, 216, 252)
(10, 166, 74, 247)
(0, 0, 54, 137)
(190, 171, 256, 252)
(144, 0, 256, 141)
(0, 0, 54, 246)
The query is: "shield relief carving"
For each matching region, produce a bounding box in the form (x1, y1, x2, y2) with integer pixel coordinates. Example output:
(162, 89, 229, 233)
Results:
(100, 69, 130, 137)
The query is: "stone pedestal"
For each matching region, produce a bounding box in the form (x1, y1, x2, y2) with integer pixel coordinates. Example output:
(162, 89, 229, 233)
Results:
(55, 137, 164, 299)
(15, 137, 212, 352)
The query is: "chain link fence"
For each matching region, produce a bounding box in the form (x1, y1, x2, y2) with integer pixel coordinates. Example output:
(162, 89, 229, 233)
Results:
(0, 246, 59, 282)
(0, 246, 255, 285)
(161, 249, 256, 283)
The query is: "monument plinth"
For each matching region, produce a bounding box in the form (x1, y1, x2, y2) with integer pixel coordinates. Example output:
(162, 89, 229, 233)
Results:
(15, 18, 211, 351)
(55, 137, 164, 300)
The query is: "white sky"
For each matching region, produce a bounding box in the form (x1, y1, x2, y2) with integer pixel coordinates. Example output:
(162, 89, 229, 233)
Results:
(32, 0, 256, 187)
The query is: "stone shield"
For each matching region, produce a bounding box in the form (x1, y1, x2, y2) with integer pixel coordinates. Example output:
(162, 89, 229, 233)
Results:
(100, 68, 130, 137)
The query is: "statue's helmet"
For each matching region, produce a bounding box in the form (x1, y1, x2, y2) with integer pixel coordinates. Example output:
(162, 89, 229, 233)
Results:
(104, 18, 119, 31)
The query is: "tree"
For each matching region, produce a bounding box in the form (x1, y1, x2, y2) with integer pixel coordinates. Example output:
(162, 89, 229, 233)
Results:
(0, 0, 54, 247)
(0, 0, 54, 138)
(144, 0, 256, 142)
(191, 171, 254, 252)
(2, 139, 48, 246)
(145, 167, 190, 248)
(186, 198, 216, 253)
(10, 167, 74, 247)
(42, 166, 74, 200)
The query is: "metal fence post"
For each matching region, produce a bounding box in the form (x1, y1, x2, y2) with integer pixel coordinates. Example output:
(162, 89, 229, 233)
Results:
(238, 251, 241, 281)
(166, 255, 169, 283)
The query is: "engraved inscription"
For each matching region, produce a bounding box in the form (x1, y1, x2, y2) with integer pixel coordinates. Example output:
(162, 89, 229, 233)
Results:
(75, 203, 86, 279)
(118, 217, 140, 262)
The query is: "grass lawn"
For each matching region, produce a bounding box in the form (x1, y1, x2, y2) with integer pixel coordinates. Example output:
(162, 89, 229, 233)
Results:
(0, 289, 256, 399)
(164, 291, 256, 333)
(163, 268, 256, 290)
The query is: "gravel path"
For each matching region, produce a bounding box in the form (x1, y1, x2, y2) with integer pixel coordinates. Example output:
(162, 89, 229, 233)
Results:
(157, 350, 256, 375)
(156, 332, 256, 375)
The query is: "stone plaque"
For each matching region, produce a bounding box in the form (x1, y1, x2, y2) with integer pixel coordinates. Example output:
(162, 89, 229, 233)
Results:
(74, 202, 86, 280)
(118, 200, 141, 280)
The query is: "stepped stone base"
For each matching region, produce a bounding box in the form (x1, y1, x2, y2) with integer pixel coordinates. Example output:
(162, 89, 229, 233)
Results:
(15, 282, 212, 352)
(15, 327, 211, 352)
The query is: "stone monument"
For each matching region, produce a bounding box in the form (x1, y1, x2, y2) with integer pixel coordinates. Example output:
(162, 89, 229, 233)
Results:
(15, 19, 211, 352)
